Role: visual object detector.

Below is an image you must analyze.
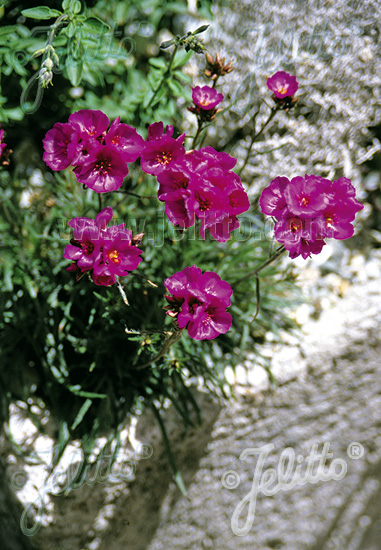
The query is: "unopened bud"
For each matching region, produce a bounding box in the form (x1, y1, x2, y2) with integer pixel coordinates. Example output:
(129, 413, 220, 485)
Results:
(42, 57, 54, 70)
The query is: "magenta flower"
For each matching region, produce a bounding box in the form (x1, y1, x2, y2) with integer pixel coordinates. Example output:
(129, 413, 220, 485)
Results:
(191, 85, 224, 110)
(68, 109, 109, 138)
(259, 176, 290, 218)
(147, 121, 174, 141)
(266, 71, 299, 98)
(63, 207, 113, 273)
(63, 207, 143, 286)
(141, 123, 186, 176)
(74, 145, 128, 193)
(0, 126, 7, 156)
(42, 122, 78, 171)
(105, 117, 144, 162)
(164, 265, 233, 340)
(283, 175, 331, 217)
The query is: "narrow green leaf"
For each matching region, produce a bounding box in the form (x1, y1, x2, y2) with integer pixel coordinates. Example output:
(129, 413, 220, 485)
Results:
(159, 38, 176, 49)
(67, 386, 107, 399)
(21, 7, 62, 19)
(71, 399, 92, 430)
(192, 24, 210, 35)
(52, 422, 70, 469)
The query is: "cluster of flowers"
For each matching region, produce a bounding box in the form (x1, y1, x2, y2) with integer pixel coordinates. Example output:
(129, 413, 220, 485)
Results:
(164, 265, 232, 340)
(43, 109, 250, 243)
(259, 174, 364, 259)
(63, 206, 143, 286)
(143, 122, 250, 242)
(43, 109, 144, 193)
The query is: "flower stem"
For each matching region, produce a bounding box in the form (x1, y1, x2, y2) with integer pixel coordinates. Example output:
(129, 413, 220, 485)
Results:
(146, 45, 179, 110)
(191, 119, 204, 149)
(136, 331, 182, 370)
(232, 245, 286, 286)
(212, 76, 219, 89)
(237, 107, 278, 176)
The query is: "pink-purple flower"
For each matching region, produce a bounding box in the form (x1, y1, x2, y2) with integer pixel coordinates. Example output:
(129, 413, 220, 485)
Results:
(63, 206, 143, 286)
(164, 265, 233, 340)
(0, 126, 7, 157)
(140, 122, 186, 176)
(259, 174, 363, 259)
(43, 110, 144, 193)
(73, 145, 128, 193)
(191, 85, 224, 110)
(266, 71, 298, 99)
(156, 147, 250, 242)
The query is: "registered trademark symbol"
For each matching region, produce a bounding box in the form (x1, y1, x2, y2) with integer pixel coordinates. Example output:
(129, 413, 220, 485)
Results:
(347, 442, 364, 459)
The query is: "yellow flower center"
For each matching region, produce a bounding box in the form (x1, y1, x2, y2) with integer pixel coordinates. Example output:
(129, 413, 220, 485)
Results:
(108, 249, 120, 264)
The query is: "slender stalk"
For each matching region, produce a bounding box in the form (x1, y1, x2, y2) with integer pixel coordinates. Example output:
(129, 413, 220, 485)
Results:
(232, 245, 286, 287)
(237, 107, 278, 176)
(136, 331, 182, 370)
(250, 275, 261, 324)
(191, 119, 204, 149)
(146, 45, 179, 110)
(212, 76, 219, 88)
(118, 190, 156, 200)
(98, 193, 103, 212)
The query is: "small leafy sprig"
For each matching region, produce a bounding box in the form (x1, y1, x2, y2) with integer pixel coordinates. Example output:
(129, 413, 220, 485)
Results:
(21, 0, 111, 88)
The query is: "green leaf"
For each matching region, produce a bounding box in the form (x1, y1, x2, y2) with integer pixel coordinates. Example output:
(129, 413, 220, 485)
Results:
(4, 107, 24, 121)
(66, 20, 77, 38)
(67, 387, 107, 399)
(66, 57, 83, 86)
(173, 70, 192, 84)
(172, 50, 193, 69)
(71, 398, 92, 430)
(168, 78, 186, 97)
(21, 7, 62, 19)
(72, 0, 81, 14)
(81, 17, 110, 34)
(148, 57, 166, 70)
(0, 25, 18, 37)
